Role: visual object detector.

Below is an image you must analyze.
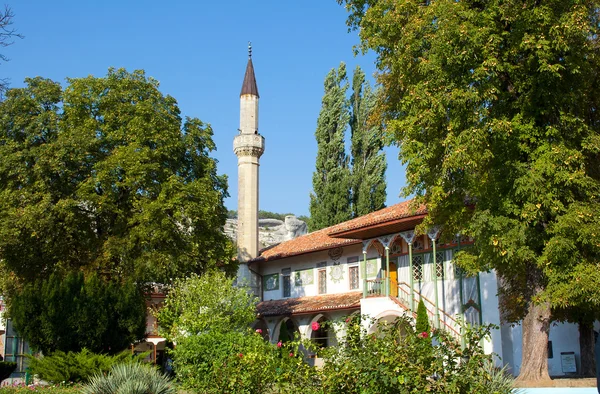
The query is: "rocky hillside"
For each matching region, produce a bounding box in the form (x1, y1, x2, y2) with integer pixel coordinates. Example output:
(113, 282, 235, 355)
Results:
(224, 215, 308, 249)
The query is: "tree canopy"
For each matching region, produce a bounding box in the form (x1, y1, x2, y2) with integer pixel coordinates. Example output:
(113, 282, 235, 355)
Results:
(340, 0, 600, 381)
(0, 69, 234, 289)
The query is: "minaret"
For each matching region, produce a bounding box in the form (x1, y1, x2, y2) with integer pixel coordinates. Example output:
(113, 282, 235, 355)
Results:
(234, 43, 265, 285)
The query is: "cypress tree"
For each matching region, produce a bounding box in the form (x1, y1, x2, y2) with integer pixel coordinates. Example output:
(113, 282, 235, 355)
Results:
(415, 299, 430, 334)
(350, 66, 386, 217)
(309, 63, 351, 231)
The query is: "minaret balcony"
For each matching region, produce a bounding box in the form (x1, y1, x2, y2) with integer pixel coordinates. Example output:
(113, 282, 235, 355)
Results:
(234, 134, 265, 158)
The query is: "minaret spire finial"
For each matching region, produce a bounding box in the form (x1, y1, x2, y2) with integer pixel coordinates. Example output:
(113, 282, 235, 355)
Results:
(248, 41, 252, 59)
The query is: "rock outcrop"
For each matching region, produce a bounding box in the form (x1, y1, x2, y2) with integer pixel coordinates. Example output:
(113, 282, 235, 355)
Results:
(224, 215, 308, 249)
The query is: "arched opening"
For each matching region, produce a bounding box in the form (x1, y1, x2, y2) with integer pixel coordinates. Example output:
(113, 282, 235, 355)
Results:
(277, 318, 299, 343)
(309, 315, 336, 349)
(368, 312, 407, 337)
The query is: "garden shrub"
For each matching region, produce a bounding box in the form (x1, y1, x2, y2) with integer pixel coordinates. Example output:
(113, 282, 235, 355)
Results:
(157, 271, 318, 393)
(158, 271, 516, 393)
(177, 329, 318, 394)
(319, 315, 516, 394)
(9, 272, 146, 354)
(27, 349, 148, 383)
(0, 361, 17, 384)
(82, 363, 175, 394)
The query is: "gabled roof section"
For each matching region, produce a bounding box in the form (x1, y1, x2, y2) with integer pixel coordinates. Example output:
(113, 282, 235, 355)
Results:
(240, 58, 259, 98)
(251, 199, 426, 263)
(257, 292, 362, 317)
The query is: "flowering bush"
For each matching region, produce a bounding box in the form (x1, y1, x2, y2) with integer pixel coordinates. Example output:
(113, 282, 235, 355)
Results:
(157, 271, 515, 393)
(319, 315, 516, 394)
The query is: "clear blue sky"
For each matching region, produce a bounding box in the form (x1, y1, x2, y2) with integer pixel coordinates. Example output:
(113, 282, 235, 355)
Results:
(3, 0, 406, 216)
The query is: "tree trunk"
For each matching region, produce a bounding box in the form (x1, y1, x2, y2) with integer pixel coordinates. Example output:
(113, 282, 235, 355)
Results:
(517, 297, 551, 382)
(579, 319, 596, 377)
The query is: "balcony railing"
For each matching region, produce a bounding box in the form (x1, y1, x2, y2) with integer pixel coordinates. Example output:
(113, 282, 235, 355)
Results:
(365, 279, 385, 296)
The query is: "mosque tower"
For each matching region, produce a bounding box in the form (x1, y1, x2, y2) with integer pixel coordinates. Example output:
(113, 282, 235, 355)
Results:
(234, 43, 265, 285)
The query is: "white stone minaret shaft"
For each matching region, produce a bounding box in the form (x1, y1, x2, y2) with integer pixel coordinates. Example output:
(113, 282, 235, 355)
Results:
(234, 49, 264, 284)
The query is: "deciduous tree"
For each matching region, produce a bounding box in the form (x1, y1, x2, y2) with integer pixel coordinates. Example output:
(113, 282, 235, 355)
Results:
(340, 0, 600, 381)
(0, 69, 234, 289)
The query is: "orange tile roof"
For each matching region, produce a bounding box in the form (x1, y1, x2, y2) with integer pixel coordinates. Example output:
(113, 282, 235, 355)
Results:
(251, 199, 425, 263)
(256, 292, 362, 317)
(328, 199, 426, 236)
(252, 226, 361, 263)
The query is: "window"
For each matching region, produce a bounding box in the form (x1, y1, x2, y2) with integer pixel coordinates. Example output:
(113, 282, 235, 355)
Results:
(318, 269, 327, 294)
(412, 255, 423, 282)
(349, 266, 360, 290)
(283, 275, 291, 297)
(435, 251, 445, 279)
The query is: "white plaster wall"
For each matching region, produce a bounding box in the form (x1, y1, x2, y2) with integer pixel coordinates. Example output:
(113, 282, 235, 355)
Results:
(256, 243, 376, 301)
(478, 271, 503, 365)
(509, 320, 600, 377)
(360, 297, 409, 332)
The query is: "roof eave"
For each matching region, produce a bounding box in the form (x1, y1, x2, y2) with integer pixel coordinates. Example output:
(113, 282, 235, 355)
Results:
(328, 213, 427, 239)
(250, 239, 362, 264)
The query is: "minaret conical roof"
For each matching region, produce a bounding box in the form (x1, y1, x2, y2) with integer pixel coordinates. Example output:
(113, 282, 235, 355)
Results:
(240, 57, 259, 98)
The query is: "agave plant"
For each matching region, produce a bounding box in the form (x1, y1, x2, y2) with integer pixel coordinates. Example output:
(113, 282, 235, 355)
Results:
(483, 360, 523, 394)
(82, 362, 176, 394)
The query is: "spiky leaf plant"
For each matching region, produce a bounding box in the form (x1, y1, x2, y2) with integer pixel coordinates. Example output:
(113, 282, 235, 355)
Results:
(82, 363, 176, 394)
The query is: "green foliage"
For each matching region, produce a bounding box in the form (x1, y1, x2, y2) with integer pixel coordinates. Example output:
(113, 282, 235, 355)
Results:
(82, 362, 175, 394)
(309, 62, 352, 231)
(320, 315, 516, 393)
(296, 215, 310, 223)
(171, 329, 316, 394)
(350, 66, 386, 217)
(26, 349, 148, 384)
(157, 270, 316, 393)
(0, 361, 16, 383)
(157, 270, 257, 339)
(0, 68, 233, 289)
(10, 272, 146, 354)
(415, 299, 430, 334)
